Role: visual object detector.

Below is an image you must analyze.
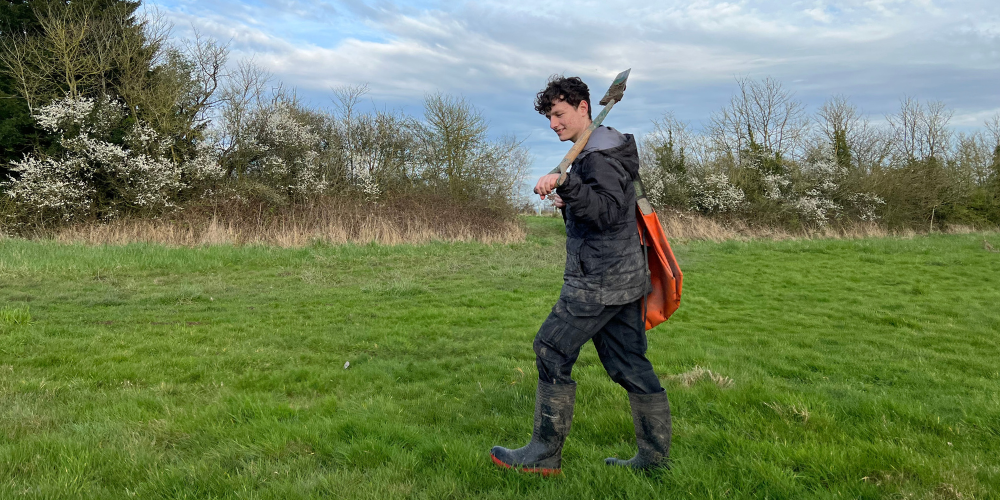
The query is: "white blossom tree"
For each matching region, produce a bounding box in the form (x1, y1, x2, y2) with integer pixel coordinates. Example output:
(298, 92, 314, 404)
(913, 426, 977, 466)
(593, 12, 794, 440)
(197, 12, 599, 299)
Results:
(3, 94, 220, 223)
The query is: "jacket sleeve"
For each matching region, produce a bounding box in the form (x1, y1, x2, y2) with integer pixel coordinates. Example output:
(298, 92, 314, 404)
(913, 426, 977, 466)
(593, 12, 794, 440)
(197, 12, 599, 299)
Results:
(555, 153, 628, 232)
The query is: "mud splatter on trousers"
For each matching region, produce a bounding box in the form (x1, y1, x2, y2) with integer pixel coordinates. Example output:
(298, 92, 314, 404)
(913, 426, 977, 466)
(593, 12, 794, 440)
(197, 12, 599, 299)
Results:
(533, 296, 662, 394)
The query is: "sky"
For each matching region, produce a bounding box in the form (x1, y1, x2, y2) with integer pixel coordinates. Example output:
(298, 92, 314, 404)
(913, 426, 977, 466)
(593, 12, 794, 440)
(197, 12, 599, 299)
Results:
(146, 0, 1000, 180)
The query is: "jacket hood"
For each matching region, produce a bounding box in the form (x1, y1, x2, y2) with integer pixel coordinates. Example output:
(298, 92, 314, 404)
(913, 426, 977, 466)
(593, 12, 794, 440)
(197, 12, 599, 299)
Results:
(600, 134, 640, 180)
(579, 126, 639, 180)
(580, 126, 625, 156)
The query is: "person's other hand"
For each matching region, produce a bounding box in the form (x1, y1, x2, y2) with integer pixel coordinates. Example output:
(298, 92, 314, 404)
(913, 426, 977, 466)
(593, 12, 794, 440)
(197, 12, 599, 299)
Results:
(534, 173, 561, 199)
(549, 193, 565, 208)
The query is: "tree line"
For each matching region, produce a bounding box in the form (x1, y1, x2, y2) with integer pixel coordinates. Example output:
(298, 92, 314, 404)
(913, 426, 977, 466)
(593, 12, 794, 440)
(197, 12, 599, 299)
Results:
(3, 1, 998, 233)
(638, 77, 1000, 230)
(0, 0, 528, 229)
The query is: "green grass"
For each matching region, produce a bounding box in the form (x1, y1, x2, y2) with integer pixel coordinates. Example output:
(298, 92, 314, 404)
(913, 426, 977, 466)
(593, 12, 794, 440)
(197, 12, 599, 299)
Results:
(1, 218, 999, 499)
(0, 305, 31, 326)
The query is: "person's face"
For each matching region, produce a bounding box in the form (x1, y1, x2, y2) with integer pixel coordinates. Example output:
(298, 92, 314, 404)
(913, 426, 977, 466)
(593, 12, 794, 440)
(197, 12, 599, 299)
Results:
(546, 99, 591, 143)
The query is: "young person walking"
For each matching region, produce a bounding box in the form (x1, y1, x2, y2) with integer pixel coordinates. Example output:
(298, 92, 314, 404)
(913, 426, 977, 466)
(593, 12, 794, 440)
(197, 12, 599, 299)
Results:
(490, 76, 672, 475)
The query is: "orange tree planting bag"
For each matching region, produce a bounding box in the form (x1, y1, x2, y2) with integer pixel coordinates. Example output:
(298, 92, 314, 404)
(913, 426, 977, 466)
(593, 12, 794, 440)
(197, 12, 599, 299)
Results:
(635, 182, 682, 330)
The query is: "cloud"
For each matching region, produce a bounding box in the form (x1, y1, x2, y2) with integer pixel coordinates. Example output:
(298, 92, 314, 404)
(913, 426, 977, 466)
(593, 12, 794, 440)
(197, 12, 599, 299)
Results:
(803, 7, 832, 24)
(952, 107, 1000, 127)
(147, 0, 1000, 177)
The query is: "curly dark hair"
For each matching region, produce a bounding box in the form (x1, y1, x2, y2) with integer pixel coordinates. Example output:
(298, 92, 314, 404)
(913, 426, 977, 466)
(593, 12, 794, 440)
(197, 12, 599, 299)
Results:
(534, 75, 592, 120)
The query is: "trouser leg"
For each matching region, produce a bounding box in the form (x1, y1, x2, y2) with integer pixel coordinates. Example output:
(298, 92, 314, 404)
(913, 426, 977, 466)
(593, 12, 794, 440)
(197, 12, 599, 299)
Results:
(592, 298, 664, 395)
(533, 299, 622, 385)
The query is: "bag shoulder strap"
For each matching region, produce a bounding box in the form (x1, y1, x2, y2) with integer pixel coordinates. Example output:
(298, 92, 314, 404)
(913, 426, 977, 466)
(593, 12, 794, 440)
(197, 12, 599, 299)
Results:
(633, 178, 655, 216)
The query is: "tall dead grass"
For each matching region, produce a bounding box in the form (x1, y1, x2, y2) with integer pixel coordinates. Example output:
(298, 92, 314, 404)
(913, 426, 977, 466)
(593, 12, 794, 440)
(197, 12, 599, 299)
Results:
(653, 209, 959, 242)
(47, 197, 525, 247)
(10, 200, 990, 248)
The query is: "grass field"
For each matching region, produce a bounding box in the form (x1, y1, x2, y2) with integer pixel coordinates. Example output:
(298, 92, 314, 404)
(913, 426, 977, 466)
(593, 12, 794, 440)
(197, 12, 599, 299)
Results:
(2, 217, 999, 499)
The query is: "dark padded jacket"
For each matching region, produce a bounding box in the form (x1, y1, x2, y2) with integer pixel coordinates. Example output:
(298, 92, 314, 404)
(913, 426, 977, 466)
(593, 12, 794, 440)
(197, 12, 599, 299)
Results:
(554, 126, 648, 307)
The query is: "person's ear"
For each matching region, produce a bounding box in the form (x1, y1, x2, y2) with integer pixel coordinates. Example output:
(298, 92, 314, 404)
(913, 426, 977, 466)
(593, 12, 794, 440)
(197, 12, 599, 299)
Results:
(579, 100, 589, 117)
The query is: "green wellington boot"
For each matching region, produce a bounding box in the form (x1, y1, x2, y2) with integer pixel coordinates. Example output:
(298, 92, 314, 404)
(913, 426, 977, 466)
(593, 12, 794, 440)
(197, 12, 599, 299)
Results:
(605, 390, 672, 470)
(491, 380, 576, 476)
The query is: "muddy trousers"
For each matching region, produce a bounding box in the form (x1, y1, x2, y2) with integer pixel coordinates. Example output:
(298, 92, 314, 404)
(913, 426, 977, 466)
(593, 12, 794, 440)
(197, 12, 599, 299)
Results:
(533, 297, 663, 395)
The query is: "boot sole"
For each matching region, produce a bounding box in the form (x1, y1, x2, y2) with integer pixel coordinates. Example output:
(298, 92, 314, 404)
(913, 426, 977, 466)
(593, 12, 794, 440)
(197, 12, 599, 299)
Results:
(491, 453, 561, 476)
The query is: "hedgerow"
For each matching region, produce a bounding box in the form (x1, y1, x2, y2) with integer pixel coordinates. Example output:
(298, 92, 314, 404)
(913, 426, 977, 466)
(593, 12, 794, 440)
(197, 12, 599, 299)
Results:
(639, 79, 1000, 231)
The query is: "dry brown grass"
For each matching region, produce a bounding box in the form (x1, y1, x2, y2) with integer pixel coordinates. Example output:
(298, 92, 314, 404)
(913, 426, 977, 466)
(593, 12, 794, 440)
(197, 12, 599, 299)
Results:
(46, 196, 525, 247)
(664, 365, 735, 388)
(655, 209, 931, 242)
(10, 199, 993, 248)
(764, 401, 811, 423)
